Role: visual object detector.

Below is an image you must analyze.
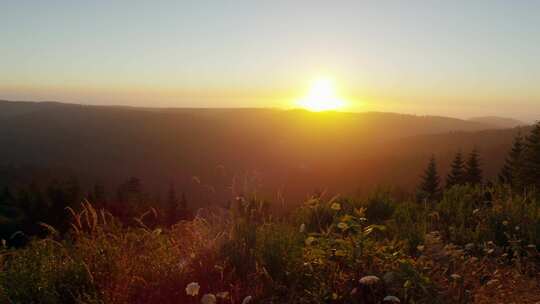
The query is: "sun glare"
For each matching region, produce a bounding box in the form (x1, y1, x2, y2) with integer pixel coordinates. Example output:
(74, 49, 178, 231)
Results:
(297, 78, 346, 112)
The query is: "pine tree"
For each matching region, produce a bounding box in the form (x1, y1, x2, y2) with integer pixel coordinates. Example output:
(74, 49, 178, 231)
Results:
(419, 156, 441, 201)
(465, 149, 483, 185)
(524, 122, 540, 188)
(179, 192, 190, 220)
(446, 152, 466, 188)
(499, 132, 525, 188)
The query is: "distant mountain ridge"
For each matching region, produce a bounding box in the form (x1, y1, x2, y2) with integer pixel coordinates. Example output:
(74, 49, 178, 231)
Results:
(0, 99, 530, 203)
(468, 116, 525, 129)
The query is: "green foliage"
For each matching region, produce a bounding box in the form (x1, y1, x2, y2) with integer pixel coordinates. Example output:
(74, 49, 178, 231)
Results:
(437, 185, 540, 248)
(363, 190, 396, 223)
(437, 185, 485, 244)
(0, 240, 99, 304)
(464, 149, 483, 186)
(1, 185, 539, 304)
(524, 122, 540, 188)
(446, 152, 466, 189)
(389, 201, 428, 252)
(418, 156, 441, 202)
(499, 132, 526, 188)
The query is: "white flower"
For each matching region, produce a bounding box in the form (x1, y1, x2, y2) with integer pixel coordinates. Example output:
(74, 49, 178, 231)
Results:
(383, 295, 401, 303)
(299, 223, 306, 233)
(201, 293, 216, 304)
(242, 295, 253, 304)
(359, 275, 380, 285)
(330, 202, 341, 211)
(185, 282, 200, 296)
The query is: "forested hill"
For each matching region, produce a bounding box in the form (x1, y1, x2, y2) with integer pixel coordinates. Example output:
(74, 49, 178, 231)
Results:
(0, 100, 529, 203)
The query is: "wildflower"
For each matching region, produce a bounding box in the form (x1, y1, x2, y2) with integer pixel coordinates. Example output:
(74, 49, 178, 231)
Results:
(299, 223, 306, 233)
(242, 296, 253, 304)
(185, 282, 200, 296)
(383, 295, 401, 303)
(359, 275, 380, 285)
(337, 222, 349, 230)
(331, 202, 341, 211)
(201, 293, 216, 304)
(305, 236, 316, 246)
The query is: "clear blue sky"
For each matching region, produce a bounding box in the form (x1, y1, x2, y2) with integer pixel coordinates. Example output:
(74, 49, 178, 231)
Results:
(1, 0, 539, 121)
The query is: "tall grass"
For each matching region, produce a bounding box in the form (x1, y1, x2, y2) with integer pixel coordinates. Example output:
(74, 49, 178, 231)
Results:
(1, 187, 539, 303)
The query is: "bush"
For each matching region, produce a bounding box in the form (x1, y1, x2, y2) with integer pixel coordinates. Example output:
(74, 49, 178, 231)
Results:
(363, 190, 396, 223)
(0, 239, 99, 304)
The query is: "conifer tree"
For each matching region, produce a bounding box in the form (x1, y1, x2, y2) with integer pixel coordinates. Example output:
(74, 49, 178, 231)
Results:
(465, 149, 483, 185)
(524, 122, 540, 188)
(499, 132, 525, 188)
(446, 152, 465, 188)
(178, 192, 191, 220)
(419, 156, 441, 201)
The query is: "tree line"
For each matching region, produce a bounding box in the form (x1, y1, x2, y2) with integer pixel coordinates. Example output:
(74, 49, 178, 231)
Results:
(419, 122, 540, 201)
(0, 177, 192, 244)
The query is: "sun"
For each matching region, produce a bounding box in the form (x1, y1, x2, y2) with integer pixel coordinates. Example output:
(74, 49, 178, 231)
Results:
(297, 78, 346, 112)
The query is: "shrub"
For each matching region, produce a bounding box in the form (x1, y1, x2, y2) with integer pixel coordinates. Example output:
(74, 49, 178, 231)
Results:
(0, 239, 99, 304)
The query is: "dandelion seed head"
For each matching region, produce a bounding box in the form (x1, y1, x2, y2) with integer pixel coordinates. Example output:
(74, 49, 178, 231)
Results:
(185, 282, 200, 296)
(242, 295, 253, 304)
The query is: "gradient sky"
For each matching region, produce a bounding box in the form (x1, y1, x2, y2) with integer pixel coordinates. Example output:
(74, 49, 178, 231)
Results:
(1, 1, 539, 121)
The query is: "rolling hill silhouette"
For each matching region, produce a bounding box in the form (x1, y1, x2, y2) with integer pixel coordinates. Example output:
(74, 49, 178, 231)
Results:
(0, 100, 528, 204)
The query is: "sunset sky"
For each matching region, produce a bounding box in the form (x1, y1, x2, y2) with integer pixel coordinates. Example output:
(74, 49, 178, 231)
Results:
(1, 1, 539, 121)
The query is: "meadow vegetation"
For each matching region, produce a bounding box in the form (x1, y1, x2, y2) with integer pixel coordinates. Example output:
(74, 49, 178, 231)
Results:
(0, 184, 539, 304)
(0, 123, 539, 303)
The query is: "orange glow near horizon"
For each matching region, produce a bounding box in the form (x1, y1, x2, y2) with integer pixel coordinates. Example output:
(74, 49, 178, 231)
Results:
(297, 78, 346, 112)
